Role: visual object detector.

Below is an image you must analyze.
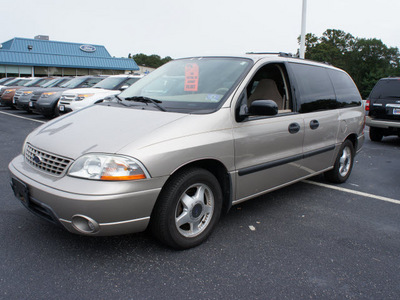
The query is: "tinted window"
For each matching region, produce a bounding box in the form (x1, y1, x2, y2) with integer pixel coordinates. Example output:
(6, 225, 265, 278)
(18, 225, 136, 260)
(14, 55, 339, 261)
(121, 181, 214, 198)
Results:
(290, 63, 337, 113)
(369, 79, 400, 99)
(93, 77, 127, 90)
(80, 77, 103, 88)
(328, 69, 361, 107)
(124, 77, 141, 87)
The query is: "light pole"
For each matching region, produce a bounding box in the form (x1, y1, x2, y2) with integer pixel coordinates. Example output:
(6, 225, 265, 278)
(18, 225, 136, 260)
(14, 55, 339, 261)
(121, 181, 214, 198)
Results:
(299, 0, 307, 59)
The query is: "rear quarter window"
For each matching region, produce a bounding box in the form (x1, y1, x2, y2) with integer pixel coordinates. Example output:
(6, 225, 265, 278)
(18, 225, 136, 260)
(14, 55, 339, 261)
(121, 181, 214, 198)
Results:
(289, 63, 337, 113)
(328, 69, 361, 107)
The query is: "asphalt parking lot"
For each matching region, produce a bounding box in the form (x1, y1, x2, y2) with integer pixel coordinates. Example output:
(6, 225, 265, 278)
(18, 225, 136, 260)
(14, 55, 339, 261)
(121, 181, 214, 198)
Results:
(1, 107, 399, 299)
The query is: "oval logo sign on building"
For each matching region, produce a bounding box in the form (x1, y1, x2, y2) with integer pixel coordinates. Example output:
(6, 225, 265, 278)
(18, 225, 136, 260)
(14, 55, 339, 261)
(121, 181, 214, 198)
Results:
(79, 44, 96, 53)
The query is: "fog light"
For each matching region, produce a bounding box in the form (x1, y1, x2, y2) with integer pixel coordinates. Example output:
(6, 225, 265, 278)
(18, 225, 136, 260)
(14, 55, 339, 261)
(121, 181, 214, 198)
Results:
(71, 215, 99, 234)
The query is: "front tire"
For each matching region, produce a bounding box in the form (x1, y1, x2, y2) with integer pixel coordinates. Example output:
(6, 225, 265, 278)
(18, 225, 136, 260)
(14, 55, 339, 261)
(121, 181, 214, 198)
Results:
(151, 168, 222, 249)
(324, 140, 354, 183)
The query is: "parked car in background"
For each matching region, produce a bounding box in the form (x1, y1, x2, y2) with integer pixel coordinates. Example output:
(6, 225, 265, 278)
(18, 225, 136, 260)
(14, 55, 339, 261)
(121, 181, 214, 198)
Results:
(9, 54, 365, 249)
(366, 77, 400, 141)
(0, 78, 33, 99)
(57, 75, 143, 114)
(13, 77, 56, 110)
(14, 77, 72, 112)
(32, 76, 106, 117)
(0, 78, 47, 108)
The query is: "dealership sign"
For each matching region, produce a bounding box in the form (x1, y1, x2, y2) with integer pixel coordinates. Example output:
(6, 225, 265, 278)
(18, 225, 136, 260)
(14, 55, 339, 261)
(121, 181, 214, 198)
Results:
(79, 44, 96, 53)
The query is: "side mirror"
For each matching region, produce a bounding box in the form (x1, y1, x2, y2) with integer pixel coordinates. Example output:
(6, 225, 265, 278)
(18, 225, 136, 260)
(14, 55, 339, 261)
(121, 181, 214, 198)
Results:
(104, 96, 114, 102)
(248, 100, 278, 116)
(120, 85, 129, 91)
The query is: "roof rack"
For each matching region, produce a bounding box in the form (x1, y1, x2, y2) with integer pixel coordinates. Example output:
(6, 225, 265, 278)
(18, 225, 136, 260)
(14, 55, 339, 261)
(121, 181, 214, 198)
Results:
(246, 52, 294, 57)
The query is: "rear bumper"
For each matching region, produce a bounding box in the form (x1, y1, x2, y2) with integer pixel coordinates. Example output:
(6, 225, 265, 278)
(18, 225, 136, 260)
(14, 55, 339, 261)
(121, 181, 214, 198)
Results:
(366, 116, 400, 129)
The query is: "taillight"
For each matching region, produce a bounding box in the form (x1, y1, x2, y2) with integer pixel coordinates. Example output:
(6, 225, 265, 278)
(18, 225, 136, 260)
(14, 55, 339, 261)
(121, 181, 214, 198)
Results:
(365, 100, 370, 111)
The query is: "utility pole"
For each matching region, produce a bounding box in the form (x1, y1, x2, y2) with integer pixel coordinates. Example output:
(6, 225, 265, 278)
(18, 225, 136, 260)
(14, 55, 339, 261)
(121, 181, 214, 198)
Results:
(299, 0, 307, 59)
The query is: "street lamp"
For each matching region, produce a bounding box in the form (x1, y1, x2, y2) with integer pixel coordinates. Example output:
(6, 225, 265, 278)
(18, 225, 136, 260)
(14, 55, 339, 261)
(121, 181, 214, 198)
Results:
(299, 0, 307, 59)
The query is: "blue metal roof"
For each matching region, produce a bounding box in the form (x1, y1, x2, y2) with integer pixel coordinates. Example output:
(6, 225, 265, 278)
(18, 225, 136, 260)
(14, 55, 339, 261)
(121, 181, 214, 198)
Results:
(0, 37, 139, 70)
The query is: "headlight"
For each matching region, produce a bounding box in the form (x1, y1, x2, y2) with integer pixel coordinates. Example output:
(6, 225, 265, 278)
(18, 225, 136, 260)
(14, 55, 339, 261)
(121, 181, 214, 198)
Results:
(23, 91, 33, 95)
(68, 154, 150, 181)
(42, 92, 56, 98)
(4, 89, 15, 94)
(75, 93, 94, 101)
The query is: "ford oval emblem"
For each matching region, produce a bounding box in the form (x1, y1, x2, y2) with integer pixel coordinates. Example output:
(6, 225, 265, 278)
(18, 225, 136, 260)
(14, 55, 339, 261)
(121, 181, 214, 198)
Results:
(80, 44, 96, 53)
(33, 155, 42, 164)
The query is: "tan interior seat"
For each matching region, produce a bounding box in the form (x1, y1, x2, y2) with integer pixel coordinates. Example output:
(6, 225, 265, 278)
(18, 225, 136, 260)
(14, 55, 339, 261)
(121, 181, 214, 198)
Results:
(248, 79, 284, 110)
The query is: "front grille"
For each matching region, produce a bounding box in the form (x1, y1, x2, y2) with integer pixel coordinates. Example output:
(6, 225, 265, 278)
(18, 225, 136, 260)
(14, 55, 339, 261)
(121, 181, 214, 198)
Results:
(30, 91, 43, 102)
(61, 94, 75, 103)
(25, 144, 73, 176)
(14, 91, 23, 101)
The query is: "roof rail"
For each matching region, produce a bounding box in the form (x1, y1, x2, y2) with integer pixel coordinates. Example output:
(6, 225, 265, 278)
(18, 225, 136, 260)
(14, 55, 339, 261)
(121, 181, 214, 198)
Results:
(246, 52, 294, 57)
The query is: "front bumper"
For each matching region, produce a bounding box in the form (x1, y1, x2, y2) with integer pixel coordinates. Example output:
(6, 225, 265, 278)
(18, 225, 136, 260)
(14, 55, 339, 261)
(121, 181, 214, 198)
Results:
(15, 100, 30, 111)
(366, 116, 400, 129)
(33, 102, 56, 116)
(9, 155, 166, 236)
(0, 95, 14, 107)
(58, 103, 73, 114)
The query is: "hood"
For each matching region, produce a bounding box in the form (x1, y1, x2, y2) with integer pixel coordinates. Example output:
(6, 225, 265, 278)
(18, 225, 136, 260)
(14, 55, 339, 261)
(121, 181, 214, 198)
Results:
(61, 88, 118, 96)
(40, 87, 67, 92)
(27, 104, 187, 159)
(16, 87, 42, 92)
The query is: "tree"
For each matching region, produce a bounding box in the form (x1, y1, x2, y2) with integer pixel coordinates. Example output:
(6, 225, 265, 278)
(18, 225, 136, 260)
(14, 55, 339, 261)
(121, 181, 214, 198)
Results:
(300, 29, 355, 70)
(301, 29, 400, 98)
(130, 53, 173, 69)
(347, 38, 400, 97)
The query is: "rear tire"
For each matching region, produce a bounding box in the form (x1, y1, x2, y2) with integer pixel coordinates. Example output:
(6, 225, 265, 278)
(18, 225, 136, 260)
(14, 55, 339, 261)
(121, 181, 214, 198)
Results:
(369, 127, 383, 142)
(151, 168, 222, 249)
(324, 140, 354, 183)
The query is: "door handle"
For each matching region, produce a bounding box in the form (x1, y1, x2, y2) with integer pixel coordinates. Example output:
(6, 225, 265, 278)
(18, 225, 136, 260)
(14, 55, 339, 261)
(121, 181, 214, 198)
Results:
(288, 122, 301, 134)
(310, 120, 319, 130)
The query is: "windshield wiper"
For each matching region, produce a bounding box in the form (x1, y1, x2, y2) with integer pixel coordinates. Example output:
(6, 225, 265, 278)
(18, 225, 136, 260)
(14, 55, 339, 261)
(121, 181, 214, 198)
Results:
(114, 95, 129, 106)
(124, 96, 167, 112)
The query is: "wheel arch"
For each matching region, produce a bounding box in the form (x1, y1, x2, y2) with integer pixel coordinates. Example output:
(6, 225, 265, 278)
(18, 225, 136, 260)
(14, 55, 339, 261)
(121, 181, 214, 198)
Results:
(156, 159, 233, 216)
(345, 133, 357, 150)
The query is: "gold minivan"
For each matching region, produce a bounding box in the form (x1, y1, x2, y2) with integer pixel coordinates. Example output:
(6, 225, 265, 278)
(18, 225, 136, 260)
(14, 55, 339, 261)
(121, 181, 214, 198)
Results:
(9, 53, 365, 249)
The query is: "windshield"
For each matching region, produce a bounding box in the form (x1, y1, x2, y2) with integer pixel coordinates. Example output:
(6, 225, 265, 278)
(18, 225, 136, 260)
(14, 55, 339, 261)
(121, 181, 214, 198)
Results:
(92, 77, 129, 90)
(0, 78, 12, 84)
(370, 79, 400, 99)
(4, 78, 31, 86)
(119, 57, 252, 113)
(24, 78, 48, 87)
(41, 77, 71, 88)
(60, 77, 87, 88)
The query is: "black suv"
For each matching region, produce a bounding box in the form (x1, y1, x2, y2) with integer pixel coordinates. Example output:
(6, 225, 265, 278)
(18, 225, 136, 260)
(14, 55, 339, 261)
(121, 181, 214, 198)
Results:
(366, 77, 400, 141)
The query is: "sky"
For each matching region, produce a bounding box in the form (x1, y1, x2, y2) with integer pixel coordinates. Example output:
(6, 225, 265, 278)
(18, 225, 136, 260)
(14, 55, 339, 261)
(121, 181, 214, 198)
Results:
(0, 0, 399, 59)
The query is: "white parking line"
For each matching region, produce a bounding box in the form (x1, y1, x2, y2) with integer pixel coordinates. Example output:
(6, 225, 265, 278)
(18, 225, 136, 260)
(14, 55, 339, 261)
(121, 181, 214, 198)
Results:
(304, 180, 400, 205)
(0, 111, 46, 124)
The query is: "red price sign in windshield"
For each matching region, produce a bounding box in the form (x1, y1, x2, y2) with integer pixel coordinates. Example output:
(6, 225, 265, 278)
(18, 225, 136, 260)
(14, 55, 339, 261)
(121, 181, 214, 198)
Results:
(184, 63, 199, 92)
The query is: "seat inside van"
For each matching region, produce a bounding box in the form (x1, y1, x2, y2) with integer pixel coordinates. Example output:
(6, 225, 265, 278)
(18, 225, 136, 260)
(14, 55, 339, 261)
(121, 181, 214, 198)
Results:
(246, 64, 291, 113)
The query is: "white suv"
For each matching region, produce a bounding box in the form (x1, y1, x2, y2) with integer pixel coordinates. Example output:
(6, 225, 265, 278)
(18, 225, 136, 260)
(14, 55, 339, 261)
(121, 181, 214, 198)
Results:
(57, 75, 143, 114)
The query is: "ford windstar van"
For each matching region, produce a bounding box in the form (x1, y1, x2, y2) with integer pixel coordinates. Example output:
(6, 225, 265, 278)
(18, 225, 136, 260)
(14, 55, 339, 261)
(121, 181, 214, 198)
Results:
(9, 53, 365, 249)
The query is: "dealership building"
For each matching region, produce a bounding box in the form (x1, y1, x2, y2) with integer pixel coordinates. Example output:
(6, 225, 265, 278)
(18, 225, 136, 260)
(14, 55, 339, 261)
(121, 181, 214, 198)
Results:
(0, 35, 139, 78)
